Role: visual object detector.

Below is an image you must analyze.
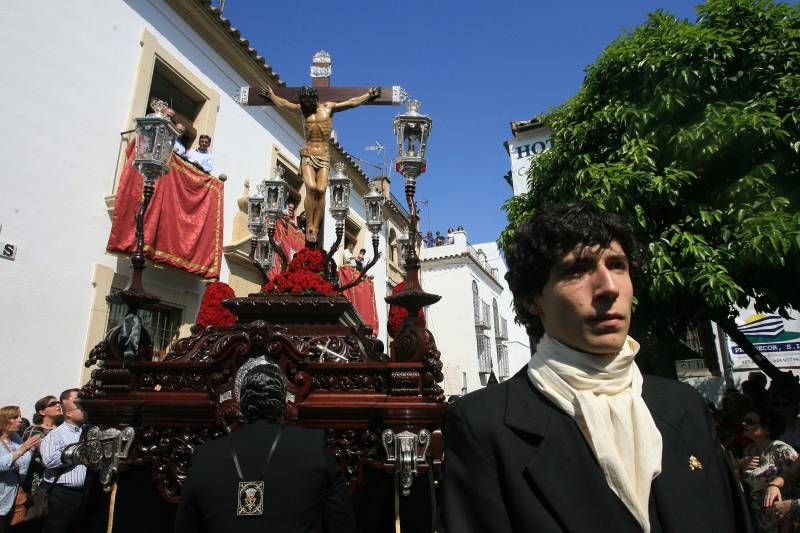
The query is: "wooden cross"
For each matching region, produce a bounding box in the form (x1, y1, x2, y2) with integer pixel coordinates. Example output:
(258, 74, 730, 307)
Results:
(235, 50, 405, 107)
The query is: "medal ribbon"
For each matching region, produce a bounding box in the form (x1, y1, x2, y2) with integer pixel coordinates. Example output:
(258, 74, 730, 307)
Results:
(231, 426, 284, 481)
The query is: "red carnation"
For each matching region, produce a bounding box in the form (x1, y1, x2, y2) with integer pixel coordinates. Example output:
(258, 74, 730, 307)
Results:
(196, 282, 237, 328)
(260, 247, 335, 296)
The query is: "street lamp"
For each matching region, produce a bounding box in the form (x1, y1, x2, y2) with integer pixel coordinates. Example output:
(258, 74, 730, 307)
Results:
(127, 102, 179, 295)
(385, 99, 441, 362)
(107, 99, 178, 362)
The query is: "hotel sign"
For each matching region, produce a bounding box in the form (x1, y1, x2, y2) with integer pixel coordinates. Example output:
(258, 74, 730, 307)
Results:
(507, 127, 552, 196)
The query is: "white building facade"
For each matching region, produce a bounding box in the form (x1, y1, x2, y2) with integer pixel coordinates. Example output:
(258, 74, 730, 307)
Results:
(420, 231, 530, 396)
(0, 1, 401, 413)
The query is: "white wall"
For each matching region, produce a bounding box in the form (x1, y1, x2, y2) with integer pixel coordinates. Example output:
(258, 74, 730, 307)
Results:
(473, 242, 531, 375)
(0, 0, 307, 414)
(421, 239, 514, 395)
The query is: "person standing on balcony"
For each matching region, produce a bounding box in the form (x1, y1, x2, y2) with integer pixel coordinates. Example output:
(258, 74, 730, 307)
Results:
(186, 135, 214, 173)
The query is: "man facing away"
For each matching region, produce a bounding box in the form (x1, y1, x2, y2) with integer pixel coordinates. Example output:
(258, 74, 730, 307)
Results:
(186, 134, 214, 173)
(40, 389, 87, 533)
(442, 202, 751, 533)
(175, 363, 355, 533)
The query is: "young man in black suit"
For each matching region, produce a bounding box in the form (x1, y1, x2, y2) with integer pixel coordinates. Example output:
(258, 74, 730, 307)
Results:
(443, 202, 751, 532)
(175, 363, 356, 533)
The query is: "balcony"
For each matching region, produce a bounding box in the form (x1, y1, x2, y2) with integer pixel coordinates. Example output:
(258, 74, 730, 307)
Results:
(495, 317, 508, 340)
(475, 301, 491, 330)
(497, 343, 510, 379)
(476, 334, 492, 373)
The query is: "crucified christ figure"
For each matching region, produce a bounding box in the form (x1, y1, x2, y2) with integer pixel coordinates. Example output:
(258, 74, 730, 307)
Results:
(259, 85, 381, 245)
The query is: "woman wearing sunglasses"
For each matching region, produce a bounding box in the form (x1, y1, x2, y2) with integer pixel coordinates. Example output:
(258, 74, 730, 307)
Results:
(740, 407, 798, 532)
(22, 396, 61, 499)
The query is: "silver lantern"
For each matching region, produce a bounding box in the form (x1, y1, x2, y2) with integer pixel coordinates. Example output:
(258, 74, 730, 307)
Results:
(364, 187, 385, 235)
(328, 162, 351, 222)
(393, 100, 432, 178)
(262, 167, 287, 223)
(134, 104, 178, 183)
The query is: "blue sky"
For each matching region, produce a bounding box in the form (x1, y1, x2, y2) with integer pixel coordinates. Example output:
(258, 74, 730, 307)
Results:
(220, 0, 702, 244)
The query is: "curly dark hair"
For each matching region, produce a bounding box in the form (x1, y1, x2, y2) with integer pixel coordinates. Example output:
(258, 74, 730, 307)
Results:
(503, 201, 640, 340)
(239, 364, 287, 422)
(299, 85, 319, 110)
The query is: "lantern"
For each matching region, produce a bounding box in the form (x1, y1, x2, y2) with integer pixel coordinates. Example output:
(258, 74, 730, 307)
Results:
(328, 162, 351, 222)
(133, 104, 178, 183)
(364, 187, 384, 234)
(262, 167, 287, 222)
(393, 100, 432, 178)
(248, 181, 265, 237)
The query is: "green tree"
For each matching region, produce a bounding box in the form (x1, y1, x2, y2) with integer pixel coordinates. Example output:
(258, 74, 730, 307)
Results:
(501, 0, 800, 381)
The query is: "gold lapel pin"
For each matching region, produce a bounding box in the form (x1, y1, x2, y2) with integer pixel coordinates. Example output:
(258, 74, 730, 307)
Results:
(689, 455, 703, 471)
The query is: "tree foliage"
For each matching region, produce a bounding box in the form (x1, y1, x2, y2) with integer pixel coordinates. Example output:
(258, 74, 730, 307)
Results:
(501, 0, 800, 376)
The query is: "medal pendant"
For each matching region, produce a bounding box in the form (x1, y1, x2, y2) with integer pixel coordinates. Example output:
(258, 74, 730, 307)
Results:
(237, 480, 264, 517)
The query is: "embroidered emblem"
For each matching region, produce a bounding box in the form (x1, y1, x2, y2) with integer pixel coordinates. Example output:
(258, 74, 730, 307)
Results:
(688, 455, 703, 471)
(237, 480, 264, 516)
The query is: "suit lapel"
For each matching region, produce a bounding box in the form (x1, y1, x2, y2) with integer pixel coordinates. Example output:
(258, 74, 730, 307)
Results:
(642, 377, 710, 528)
(504, 371, 641, 532)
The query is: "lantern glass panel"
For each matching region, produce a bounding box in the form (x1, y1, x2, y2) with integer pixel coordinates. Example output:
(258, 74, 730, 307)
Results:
(248, 200, 262, 224)
(134, 117, 177, 171)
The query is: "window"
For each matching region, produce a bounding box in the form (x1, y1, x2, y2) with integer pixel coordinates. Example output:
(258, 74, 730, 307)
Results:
(114, 30, 219, 194)
(476, 334, 492, 374)
(492, 298, 500, 332)
(497, 342, 510, 380)
(472, 281, 480, 324)
(147, 59, 206, 146)
(388, 228, 397, 264)
(106, 300, 183, 359)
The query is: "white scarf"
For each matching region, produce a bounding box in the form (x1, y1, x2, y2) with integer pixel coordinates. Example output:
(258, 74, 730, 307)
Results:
(527, 334, 663, 532)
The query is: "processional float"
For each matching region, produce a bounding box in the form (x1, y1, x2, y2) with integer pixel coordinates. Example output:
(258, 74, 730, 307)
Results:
(72, 57, 446, 532)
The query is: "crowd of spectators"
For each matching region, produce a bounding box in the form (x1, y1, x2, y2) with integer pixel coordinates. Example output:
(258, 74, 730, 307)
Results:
(713, 371, 800, 531)
(422, 225, 465, 248)
(0, 390, 99, 532)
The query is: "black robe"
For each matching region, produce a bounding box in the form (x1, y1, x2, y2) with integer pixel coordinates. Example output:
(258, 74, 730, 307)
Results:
(175, 420, 356, 533)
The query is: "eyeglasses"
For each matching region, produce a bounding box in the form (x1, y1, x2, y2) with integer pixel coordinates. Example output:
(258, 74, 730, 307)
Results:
(46, 401, 60, 408)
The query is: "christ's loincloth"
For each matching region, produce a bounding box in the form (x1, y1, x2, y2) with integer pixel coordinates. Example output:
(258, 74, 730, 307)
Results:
(300, 153, 330, 170)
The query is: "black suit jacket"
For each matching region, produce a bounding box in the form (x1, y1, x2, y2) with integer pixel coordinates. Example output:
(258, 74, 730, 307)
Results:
(174, 421, 356, 533)
(442, 370, 752, 533)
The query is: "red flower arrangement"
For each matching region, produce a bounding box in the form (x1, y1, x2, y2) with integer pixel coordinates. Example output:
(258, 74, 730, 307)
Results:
(387, 281, 425, 338)
(196, 281, 237, 328)
(261, 247, 336, 296)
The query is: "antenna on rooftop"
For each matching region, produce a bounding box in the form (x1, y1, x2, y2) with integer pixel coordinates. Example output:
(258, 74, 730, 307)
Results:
(364, 141, 389, 176)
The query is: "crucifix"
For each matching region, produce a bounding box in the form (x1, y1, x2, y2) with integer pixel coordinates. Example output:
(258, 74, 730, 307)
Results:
(236, 50, 404, 246)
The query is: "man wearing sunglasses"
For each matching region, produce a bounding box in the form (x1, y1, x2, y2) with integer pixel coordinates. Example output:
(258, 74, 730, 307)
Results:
(40, 389, 87, 533)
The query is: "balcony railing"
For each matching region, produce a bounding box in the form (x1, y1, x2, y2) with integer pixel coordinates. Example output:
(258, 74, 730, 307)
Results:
(497, 343, 509, 379)
(477, 334, 492, 373)
(495, 317, 508, 340)
(475, 301, 491, 330)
